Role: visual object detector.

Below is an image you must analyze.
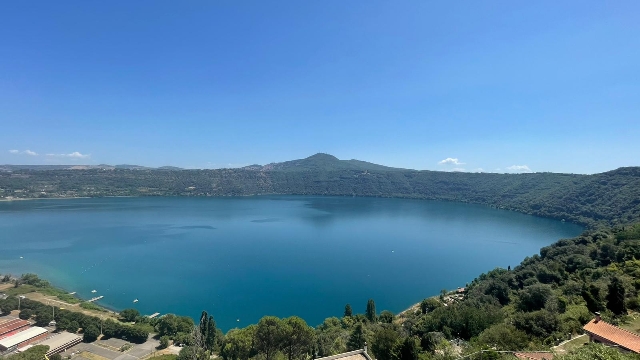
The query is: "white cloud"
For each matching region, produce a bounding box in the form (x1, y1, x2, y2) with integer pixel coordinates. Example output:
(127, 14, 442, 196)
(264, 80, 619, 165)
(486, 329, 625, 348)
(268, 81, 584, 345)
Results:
(451, 168, 466, 172)
(438, 158, 465, 165)
(506, 165, 532, 173)
(46, 152, 90, 159)
(472, 168, 484, 173)
(8, 149, 38, 156)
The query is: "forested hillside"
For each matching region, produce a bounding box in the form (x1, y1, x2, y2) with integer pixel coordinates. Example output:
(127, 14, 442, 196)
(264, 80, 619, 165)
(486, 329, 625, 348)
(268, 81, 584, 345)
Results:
(2, 154, 639, 228)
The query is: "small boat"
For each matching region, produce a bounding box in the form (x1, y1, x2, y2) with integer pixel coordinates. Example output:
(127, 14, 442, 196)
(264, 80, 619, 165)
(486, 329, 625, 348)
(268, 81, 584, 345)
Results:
(20, 256, 24, 259)
(133, 299, 139, 303)
(69, 292, 76, 295)
(91, 290, 97, 293)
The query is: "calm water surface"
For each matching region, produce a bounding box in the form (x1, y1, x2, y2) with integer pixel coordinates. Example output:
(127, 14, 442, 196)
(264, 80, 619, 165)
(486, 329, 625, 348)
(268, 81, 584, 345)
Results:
(0, 196, 582, 330)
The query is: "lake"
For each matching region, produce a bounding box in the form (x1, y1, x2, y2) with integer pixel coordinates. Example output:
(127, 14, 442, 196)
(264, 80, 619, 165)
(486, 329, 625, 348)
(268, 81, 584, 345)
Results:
(0, 196, 582, 330)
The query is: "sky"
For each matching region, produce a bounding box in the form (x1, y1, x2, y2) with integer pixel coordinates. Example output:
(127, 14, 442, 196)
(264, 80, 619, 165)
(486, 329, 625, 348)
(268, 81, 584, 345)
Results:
(1, 1, 639, 174)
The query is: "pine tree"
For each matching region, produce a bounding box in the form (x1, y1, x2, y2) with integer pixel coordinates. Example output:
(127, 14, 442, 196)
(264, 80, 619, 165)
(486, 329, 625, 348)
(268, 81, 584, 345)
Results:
(365, 299, 376, 322)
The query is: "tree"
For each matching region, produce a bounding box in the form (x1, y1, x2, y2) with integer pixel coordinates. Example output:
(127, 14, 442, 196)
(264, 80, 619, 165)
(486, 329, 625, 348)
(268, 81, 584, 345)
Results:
(255, 316, 284, 360)
(366, 299, 376, 322)
(35, 310, 53, 326)
(120, 308, 140, 322)
(344, 304, 353, 317)
(582, 284, 604, 313)
(281, 316, 315, 360)
(379, 310, 394, 324)
(476, 324, 529, 351)
(83, 324, 100, 343)
(397, 337, 419, 360)
(50, 354, 62, 360)
(371, 328, 400, 360)
(159, 336, 170, 349)
(606, 276, 627, 315)
(19, 309, 34, 320)
(518, 284, 553, 312)
(199, 311, 217, 352)
(347, 323, 366, 351)
(221, 326, 256, 360)
(420, 298, 441, 314)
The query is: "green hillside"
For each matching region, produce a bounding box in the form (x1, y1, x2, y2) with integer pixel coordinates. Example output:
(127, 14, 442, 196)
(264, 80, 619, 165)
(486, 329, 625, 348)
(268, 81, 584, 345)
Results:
(1, 154, 640, 228)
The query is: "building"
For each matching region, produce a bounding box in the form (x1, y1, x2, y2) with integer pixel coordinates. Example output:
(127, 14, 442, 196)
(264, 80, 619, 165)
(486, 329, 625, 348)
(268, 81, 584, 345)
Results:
(315, 345, 372, 360)
(0, 319, 31, 338)
(583, 313, 640, 353)
(0, 327, 48, 352)
(37, 332, 82, 356)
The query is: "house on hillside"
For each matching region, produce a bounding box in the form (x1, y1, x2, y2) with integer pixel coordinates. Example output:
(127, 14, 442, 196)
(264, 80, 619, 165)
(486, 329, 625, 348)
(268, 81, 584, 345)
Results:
(583, 312, 640, 354)
(315, 344, 372, 360)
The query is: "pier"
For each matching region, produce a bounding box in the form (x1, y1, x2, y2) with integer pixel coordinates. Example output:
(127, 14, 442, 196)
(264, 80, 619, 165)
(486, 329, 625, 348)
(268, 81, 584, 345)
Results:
(87, 296, 103, 303)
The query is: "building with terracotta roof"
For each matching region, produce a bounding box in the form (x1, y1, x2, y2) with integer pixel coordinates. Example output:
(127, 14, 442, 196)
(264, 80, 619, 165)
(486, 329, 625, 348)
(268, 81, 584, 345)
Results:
(0, 319, 30, 338)
(583, 313, 640, 354)
(315, 345, 372, 360)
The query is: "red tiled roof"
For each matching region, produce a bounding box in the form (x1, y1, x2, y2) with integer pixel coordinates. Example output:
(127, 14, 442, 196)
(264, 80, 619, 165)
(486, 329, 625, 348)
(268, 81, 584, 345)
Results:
(514, 351, 554, 360)
(583, 318, 640, 353)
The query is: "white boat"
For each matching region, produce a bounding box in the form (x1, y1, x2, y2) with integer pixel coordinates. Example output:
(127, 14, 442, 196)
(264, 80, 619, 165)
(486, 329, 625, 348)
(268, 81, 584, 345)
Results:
(91, 290, 97, 293)
(133, 299, 139, 303)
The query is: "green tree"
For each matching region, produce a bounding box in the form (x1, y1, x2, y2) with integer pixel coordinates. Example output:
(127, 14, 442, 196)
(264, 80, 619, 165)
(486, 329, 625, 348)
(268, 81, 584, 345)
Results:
(35, 310, 53, 326)
(50, 354, 62, 360)
(221, 325, 256, 360)
(366, 299, 376, 322)
(83, 324, 100, 343)
(419, 298, 441, 314)
(120, 308, 140, 322)
(199, 311, 217, 352)
(346, 323, 366, 351)
(255, 316, 284, 360)
(159, 336, 170, 349)
(19, 309, 34, 320)
(379, 310, 394, 324)
(476, 324, 529, 351)
(281, 316, 315, 360)
(344, 304, 353, 317)
(606, 277, 627, 315)
(397, 337, 419, 360)
(371, 328, 400, 360)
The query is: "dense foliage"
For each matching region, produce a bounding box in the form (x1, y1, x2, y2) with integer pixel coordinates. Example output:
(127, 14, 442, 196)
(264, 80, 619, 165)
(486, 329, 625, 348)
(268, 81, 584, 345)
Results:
(2, 154, 640, 227)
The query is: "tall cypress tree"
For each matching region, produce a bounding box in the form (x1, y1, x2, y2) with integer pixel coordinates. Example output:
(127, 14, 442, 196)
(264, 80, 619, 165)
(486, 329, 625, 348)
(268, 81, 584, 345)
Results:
(606, 277, 627, 315)
(365, 299, 376, 322)
(344, 304, 353, 317)
(199, 311, 217, 351)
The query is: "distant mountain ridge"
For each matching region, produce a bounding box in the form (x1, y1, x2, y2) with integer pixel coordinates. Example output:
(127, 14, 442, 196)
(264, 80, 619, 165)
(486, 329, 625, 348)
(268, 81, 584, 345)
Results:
(244, 153, 402, 172)
(1, 153, 639, 228)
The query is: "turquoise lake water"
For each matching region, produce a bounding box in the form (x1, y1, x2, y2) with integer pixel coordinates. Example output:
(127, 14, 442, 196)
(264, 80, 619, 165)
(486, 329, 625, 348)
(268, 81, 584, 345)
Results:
(0, 196, 582, 330)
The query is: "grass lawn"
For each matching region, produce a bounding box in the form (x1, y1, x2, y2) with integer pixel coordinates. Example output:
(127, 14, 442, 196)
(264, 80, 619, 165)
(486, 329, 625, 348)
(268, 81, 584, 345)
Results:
(619, 312, 640, 334)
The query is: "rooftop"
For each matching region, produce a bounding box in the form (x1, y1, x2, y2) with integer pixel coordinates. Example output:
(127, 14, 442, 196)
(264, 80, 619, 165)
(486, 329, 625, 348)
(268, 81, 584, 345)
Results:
(0, 327, 48, 349)
(583, 318, 640, 353)
(315, 349, 372, 360)
(37, 332, 82, 352)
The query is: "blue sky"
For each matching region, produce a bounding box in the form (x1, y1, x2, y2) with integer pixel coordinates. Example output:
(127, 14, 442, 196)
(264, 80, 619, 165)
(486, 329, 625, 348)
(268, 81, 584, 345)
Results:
(1, 1, 639, 173)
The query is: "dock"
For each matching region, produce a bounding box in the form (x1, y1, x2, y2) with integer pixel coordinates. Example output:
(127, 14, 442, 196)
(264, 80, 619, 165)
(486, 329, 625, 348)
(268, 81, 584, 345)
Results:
(87, 296, 104, 302)
(147, 313, 160, 319)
